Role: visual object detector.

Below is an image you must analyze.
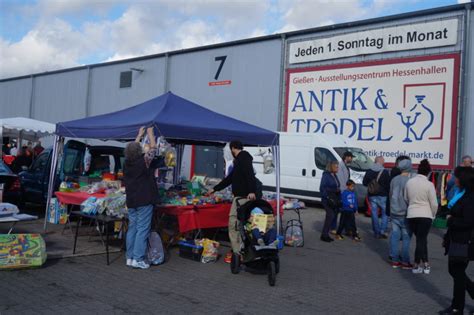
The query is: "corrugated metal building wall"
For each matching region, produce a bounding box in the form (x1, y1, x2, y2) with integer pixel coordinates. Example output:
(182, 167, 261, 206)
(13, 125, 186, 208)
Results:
(0, 4, 472, 170)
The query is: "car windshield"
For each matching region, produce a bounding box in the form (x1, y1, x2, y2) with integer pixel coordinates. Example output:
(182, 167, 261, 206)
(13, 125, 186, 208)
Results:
(334, 147, 374, 172)
(0, 161, 12, 174)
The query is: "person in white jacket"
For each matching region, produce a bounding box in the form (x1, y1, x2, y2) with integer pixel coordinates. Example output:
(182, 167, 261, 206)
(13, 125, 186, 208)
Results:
(405, 159, 438, 275)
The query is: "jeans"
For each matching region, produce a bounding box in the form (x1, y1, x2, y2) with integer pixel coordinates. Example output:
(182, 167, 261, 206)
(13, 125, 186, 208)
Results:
(408, 217, 432, 264)
(369, 196, 388, 236)
(389, 217, 411, 263)
(449, 259, 474, 311)
(252, 228, 277, 245)
(126, 204, 153, 262)
(322, 202, 336, 237)
(336, 212, 357, 236)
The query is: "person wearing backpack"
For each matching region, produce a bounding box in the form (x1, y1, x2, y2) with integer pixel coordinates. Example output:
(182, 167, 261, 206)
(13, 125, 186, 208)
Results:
(363, 156, 391, 239)
(389, 159, 414, 269)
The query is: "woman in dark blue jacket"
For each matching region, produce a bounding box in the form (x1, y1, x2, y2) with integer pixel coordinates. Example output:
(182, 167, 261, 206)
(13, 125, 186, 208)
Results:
(320, 161, 341, 242)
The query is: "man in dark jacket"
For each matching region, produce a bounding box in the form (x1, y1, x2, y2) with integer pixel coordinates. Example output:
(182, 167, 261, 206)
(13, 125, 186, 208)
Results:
(363, 156, 391, 239)
(210, 140, 257, 255)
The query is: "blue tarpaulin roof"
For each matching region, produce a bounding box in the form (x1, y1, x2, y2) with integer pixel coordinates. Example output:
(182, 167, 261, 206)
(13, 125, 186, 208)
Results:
(56, 92, 278, 146)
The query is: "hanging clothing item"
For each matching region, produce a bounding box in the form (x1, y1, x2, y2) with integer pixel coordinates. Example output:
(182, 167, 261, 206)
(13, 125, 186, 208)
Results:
(440, 172, 448, 206)
(448, 189, 465, 210)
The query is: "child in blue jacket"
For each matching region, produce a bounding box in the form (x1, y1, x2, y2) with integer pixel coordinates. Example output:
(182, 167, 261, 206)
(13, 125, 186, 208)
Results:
(336, 180, 361, 241)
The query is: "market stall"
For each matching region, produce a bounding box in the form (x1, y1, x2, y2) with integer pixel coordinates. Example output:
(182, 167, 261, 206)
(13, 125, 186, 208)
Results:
(1, 117, 55, 162)
(45, 92, 281, 238)
(0, 117, 55, 141)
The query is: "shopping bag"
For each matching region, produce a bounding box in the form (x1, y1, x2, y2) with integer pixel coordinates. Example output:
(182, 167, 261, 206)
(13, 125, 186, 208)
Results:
(0, 234, 47, 270)
(285, 219, 304, 247)
(200, 238, 220, 263)
(148, 231, 165, 265)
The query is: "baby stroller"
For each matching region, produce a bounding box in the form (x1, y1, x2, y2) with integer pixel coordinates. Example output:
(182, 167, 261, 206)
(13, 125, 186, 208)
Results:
(231, 198, 280, 286)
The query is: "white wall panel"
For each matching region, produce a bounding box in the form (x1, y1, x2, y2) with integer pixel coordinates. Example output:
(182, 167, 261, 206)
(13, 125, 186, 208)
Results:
(168, 39, 282, 131)
(0, 78, 31, 118)
(33, 70, 88, 123)
(88, 58, 166, 116)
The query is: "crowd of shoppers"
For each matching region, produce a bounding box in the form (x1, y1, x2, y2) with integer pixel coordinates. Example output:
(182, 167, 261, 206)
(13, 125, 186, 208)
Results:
(319, 151, 474, 314)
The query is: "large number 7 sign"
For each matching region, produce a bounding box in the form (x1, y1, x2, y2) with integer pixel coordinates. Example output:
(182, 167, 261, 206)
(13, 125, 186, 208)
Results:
(214, 56, 227, 80)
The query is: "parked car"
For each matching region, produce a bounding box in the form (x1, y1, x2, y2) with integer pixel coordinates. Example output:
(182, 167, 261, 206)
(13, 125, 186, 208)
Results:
(19, 140, 124, 204)
(248, 132, 374, 207)
(0, 160, 22, 205)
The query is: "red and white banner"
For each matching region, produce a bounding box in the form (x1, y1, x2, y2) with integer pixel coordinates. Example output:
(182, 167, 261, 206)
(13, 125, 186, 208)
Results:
(285, 54, 460, 168)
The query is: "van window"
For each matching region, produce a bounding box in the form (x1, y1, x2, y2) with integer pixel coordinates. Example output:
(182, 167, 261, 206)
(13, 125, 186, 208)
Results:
(314, 148, 337, 170)
(90, 155, 115, 174)
(63, 148, 82, 175)
(334, 147, 374, 171)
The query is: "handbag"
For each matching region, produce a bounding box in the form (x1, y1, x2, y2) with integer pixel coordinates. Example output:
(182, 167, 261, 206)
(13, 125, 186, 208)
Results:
(327, 192, 342, 209)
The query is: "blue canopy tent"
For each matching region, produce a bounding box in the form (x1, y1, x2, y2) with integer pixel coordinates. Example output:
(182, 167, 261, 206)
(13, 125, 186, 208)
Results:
(45, 92, 281, 233)
(56, 92, 278, 146)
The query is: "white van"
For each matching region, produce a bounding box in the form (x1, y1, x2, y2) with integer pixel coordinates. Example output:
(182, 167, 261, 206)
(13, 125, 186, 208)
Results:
(248, 132, 374, 207)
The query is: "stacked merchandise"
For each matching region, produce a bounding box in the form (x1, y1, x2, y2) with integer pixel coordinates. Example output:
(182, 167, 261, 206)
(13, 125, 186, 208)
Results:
(47, 198, 68, 224)
(159, 178, 233, 206)
(80, 192, 127, 218)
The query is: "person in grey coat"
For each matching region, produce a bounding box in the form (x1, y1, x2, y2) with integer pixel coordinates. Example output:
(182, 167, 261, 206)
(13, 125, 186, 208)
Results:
(334, 151, 354, 233)
(337, 151, 353, 188)
(389, 159, 414, 269)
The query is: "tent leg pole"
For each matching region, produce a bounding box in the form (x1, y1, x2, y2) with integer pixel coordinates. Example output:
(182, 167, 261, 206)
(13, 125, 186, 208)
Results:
(274, 145, 281, 235)
(44, 135, 61, 231)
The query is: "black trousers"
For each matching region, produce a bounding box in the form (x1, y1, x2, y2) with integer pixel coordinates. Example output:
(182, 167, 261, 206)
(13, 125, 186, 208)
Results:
(337, 212, 357, 236)
(448, 259, 474, 310)
(322, 203, 336, 237)
(408, 218, 432, 264)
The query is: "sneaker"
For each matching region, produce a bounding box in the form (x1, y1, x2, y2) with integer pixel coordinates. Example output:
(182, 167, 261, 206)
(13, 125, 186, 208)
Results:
(353, 235, 362, 242)
(423, 264, 431, 274)
(335, 234, 344, 240)
(401, 263, 414, 270)
(132, 260, 150, 269)
(380, 233, 389, 239)
(412, 265, 424, 274)
(391, 262, 401, 269)
(126, 258, 133, 267)
(330, 230, 337, 235)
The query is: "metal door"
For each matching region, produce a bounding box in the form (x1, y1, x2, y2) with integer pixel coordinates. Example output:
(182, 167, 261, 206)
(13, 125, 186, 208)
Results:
(193, 146, 224, 178)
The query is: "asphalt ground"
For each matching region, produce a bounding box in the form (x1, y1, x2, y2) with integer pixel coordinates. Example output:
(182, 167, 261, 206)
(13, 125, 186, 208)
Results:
(1, 206, 471, 314)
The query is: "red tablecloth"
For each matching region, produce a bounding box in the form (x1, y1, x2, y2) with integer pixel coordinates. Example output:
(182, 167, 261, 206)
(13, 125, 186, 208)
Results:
(158, 199, 284, 233)
(55, 191, 284, 233)
(55, 191, 107, 205)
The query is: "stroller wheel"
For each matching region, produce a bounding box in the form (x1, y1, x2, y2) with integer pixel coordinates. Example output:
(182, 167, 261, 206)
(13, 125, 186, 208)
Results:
(230, 253, 240, 274)
(268, 261, 276, 286)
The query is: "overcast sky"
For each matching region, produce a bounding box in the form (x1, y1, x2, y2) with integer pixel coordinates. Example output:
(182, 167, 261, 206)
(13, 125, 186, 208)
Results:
(0, 0, 468, 79)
